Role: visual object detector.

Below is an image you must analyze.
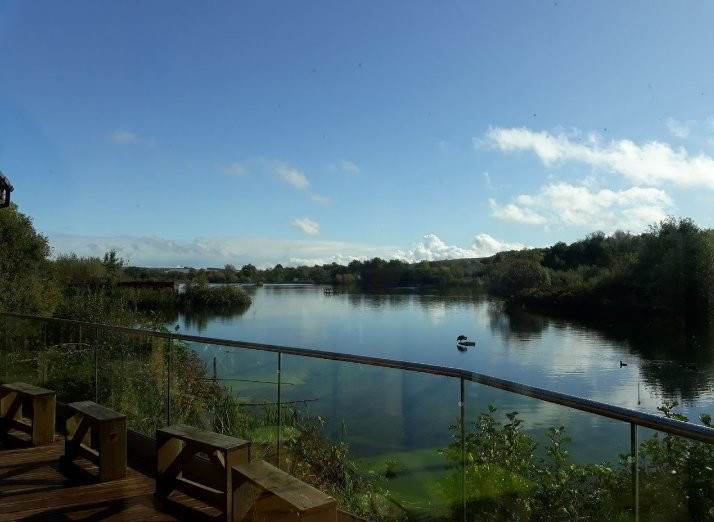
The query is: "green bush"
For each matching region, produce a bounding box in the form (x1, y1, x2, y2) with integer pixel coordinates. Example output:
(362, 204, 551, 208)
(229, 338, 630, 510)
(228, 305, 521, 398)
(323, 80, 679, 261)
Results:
(181, 281, 252, 309)
(440, 404, 714, 521)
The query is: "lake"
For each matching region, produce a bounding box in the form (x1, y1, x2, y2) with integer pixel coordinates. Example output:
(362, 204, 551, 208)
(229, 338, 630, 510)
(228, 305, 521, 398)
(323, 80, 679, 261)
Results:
(171, 284, 714, 510)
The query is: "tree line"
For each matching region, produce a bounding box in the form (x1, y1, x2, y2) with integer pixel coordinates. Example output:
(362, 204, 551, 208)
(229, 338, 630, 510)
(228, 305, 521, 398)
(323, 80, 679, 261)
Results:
(3, 202, 713, 329)
(0, 205, 250, 323)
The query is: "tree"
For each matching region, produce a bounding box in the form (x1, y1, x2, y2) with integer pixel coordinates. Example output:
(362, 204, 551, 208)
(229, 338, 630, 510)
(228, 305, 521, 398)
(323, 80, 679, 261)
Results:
(486, 256, 550, 298)
(637, 217, 714, 323)
(53, 254, 106, 287)
(271, 263, 285, 283)
(0, 205, 59, 315)
(102, 249, 126, 285)
(240, 263, 257, 281)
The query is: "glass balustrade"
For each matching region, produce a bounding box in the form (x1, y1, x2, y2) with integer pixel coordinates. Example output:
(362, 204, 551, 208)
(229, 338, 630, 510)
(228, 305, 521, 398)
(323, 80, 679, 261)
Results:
(2, 312, 714, 521)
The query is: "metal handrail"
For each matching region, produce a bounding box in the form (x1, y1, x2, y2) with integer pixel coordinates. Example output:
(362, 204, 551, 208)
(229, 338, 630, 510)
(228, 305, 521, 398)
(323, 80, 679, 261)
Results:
(4, 311, 714, 444)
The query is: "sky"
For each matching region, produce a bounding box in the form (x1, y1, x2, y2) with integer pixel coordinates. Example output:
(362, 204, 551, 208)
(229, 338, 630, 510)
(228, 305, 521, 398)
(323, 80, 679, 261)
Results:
(2, 1, 714, 268)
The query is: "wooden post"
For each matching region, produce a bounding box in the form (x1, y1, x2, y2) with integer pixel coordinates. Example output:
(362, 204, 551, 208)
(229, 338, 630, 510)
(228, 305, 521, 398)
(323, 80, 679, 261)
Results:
(31, 394, 56, 446)
(156, 432, 183, 496)
(1, 383, 56, 446)
(98, 416, 127, 481)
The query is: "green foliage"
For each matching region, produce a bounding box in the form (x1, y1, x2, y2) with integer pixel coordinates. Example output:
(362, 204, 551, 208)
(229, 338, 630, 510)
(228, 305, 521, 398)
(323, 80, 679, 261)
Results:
(635, 218, 714, 323)
(492, 218, 714, 333)
(439, 406, 538, 519)
(181, 281, 252, 308)
(102, 249, 126, 286)
(54, 284, 137, 324)
(440, 404, 714, 521)
(485, 256, 550, 298)
(636, 401, 714, 520)
(51, 251, 138, 324)
(199, 395, 388, 520)
(0, 205, 59, 315)
(53, 254, 108, 287)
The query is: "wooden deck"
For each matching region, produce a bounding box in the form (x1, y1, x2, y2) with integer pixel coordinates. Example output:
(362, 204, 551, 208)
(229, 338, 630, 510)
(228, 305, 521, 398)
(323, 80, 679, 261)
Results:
(0, 434, 219, 521)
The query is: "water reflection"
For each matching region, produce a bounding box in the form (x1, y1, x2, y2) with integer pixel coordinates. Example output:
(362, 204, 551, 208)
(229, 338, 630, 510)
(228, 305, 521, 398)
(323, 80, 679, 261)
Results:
(346, 292, 413, 311)
(487, 302, 548, 342)
(494, 302, 714, 404)
(175, 305, 251, 333)
(174, 285, 714, 420)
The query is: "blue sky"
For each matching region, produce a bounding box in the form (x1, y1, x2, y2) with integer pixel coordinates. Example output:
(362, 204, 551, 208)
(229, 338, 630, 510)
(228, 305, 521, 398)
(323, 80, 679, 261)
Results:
(2, 1, 714, 267)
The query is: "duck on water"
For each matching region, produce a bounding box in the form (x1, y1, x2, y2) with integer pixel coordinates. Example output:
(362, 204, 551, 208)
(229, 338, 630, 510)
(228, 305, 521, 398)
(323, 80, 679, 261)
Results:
(457, 335, 475, 347)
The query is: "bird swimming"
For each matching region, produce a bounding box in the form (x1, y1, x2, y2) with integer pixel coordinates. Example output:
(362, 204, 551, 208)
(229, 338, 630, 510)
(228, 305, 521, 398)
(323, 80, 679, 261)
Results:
(457, 335, 475, 347)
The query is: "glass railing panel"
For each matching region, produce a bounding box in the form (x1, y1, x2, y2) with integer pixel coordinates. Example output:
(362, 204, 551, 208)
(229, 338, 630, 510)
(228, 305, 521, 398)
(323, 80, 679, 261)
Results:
(280, 354, 460, 520)
(94, 329, 169, 436)
(1, 315, 46, 385)
(2, 316, 95, 404)
(461, 380, 632, 521)
(171, 341, 279, 462)
(43, 320, 96, 404)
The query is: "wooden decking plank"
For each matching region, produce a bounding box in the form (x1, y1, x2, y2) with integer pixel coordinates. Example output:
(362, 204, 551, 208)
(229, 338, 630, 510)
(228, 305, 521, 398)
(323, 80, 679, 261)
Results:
(12, 492, 180, 522)
(0, 437, 184, 521)
(0, 495, 177, 521)
(0, 444, 62, 464)
(0, 481, 151, 512)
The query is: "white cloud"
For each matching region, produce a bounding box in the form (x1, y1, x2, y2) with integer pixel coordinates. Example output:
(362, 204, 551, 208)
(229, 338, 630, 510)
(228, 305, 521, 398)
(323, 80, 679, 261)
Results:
(483, 171, 493, 189)
(490, 182, 673, 232)
(484, 126, 714, 189)
(340, 160, 360, 175)
(328, 160, 361, 175)
(292, 217, 320, 236)
(288, 253, 367, 266)
(276, 164, 310, 189)
(310, 193, 331, 205)
(110, 129, 156, 147)
(666, 117, 696, 139)
(489, 200, 546, 224)
(395, 233, 527, 262)
(218, 162, 248, 177)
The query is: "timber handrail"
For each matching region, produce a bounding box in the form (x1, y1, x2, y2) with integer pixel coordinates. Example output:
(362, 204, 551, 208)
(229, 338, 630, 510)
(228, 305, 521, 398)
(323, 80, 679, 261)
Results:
(3, 311, 714, 444)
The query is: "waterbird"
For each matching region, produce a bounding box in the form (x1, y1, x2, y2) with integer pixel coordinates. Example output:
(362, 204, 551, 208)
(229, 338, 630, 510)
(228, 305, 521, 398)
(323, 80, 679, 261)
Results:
(457, 335, 468, 342)
(619, 361, 627, 368)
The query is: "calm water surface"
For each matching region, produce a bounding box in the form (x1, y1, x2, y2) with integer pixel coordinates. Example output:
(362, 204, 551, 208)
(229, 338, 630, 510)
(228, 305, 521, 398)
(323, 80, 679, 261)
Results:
(174, 284, 714, 466)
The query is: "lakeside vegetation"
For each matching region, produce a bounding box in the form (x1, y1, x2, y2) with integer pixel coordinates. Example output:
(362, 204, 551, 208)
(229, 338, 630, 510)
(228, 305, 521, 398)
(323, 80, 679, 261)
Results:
(122, 217, 714, 331)
(0, 205, 251, 323)
(439, 403, 714, 521)
(3, 203, 714, 519)
(487, 218, 714, 327)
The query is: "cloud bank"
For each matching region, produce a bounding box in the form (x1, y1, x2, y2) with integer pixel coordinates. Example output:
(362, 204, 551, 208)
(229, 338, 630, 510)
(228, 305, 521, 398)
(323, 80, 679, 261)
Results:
(48, 232, 526, 268)
(395, 234, 527, 262)
(490, 182, 672, 232)
(484, 126, 714, 189)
